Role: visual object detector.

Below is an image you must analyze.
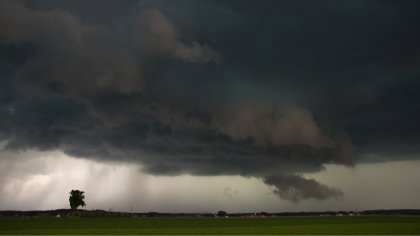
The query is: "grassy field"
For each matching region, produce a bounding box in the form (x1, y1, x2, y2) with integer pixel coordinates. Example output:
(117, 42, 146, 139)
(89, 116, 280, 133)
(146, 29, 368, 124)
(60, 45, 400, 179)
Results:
(0, 215, 419, 235)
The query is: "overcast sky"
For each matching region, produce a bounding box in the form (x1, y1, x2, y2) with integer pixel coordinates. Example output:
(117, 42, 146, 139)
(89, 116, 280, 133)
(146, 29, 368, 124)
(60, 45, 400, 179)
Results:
(0, 0, 420, 212)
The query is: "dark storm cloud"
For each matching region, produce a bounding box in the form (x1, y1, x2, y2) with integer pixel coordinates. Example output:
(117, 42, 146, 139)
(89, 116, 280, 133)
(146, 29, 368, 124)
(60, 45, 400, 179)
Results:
(0, 0, 419, 201)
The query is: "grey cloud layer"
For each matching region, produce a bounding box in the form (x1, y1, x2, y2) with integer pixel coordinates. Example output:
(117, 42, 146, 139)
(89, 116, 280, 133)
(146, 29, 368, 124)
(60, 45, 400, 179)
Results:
(1, 0, 419, 202)
(0, 0, 218, 98)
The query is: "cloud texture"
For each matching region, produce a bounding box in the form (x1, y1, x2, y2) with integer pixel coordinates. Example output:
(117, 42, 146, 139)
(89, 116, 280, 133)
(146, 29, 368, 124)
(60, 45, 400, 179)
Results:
(1, 0, 420, 202)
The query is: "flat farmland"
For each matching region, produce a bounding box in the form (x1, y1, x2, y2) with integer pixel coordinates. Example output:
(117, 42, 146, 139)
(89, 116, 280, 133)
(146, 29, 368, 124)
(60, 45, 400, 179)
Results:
(0, 215, 419, 235)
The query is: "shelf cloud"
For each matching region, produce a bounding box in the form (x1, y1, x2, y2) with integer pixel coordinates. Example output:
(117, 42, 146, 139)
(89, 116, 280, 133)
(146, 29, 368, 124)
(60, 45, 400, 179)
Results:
(1, 0, 420, 202)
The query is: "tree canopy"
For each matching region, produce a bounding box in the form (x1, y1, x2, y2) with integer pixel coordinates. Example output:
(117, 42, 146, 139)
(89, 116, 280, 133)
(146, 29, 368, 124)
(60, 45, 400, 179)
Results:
(69, 190, 86, 210)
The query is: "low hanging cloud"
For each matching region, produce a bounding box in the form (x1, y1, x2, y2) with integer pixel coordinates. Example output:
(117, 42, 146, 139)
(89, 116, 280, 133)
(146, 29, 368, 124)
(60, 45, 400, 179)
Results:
(263, 175, 343, 203)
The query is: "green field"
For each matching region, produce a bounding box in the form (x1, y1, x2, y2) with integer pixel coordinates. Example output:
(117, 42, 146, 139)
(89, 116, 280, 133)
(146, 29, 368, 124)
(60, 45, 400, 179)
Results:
(0, 216, 419, 235)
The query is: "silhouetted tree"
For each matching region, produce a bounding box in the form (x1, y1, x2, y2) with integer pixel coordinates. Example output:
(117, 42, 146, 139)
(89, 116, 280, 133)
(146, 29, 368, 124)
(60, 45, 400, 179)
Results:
(69, 190, 86, 210)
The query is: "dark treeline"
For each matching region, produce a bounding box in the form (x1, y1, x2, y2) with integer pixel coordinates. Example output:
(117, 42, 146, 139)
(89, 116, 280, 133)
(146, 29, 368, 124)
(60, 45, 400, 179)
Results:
(1, 209, 420, 217)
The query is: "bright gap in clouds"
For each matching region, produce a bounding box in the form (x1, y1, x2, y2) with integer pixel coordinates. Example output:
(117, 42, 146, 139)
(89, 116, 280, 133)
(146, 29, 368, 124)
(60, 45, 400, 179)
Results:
(1, 149, 420, 212)
(0, 150, 276, 212)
